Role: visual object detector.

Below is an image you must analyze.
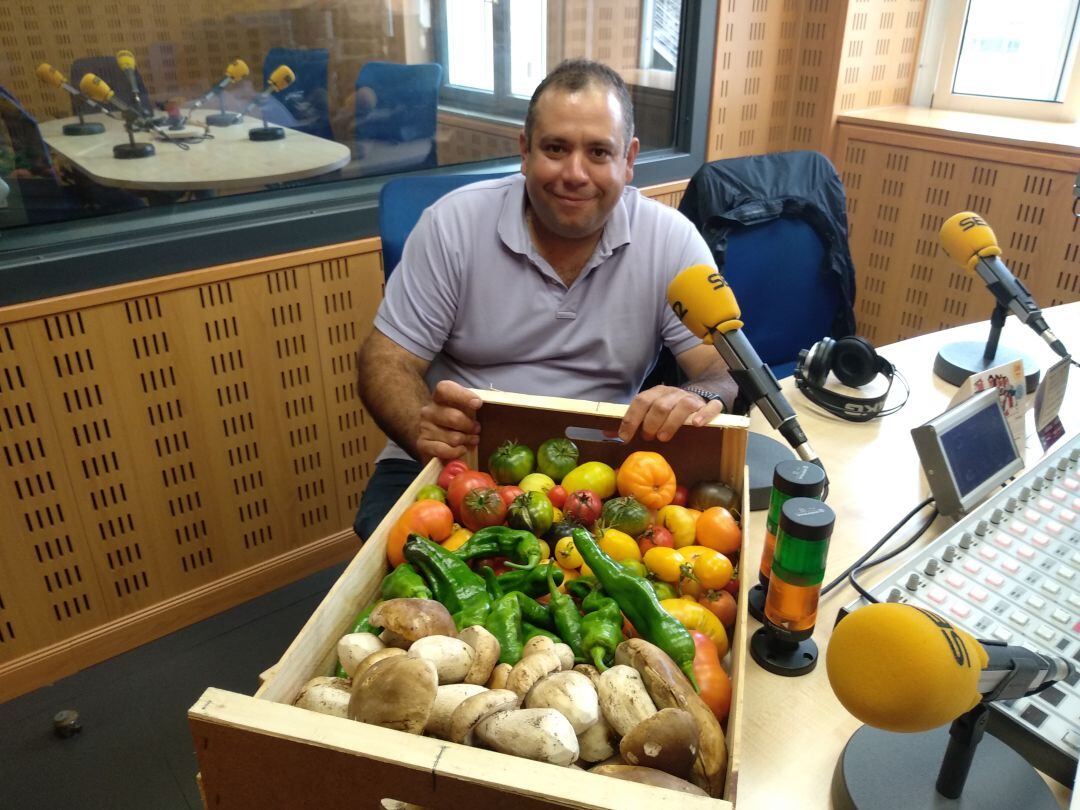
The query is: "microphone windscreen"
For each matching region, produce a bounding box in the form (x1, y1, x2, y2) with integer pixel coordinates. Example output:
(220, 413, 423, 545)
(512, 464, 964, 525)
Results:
(116, 49, 137, 71)
(268, 65, 295, 92)
(37, 63, 65, 87)
(80, 74, 114, 103)
(226, 59, 250, 82)
(939, 212, 1002, 272)
(666, 264, 744, 345)
(826, 603, 988, 733)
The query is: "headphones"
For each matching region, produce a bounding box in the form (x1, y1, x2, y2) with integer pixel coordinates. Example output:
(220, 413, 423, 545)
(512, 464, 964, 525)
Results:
(794, 336, 908, 422)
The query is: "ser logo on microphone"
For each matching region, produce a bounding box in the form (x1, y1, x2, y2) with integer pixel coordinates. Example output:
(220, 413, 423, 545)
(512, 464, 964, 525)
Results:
(958, 214, 988, 232)
(912, 606, 972, 667)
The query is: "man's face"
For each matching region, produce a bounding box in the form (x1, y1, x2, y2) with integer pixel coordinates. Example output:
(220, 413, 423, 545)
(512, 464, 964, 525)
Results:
(520, 85, 640, 242)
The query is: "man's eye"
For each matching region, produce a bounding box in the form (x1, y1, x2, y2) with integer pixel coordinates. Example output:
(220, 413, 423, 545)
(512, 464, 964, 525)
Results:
(545, 144, 564, 154)
(592, 148, 611, 158)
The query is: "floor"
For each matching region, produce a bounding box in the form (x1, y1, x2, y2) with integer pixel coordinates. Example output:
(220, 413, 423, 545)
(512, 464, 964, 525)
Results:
(0, 562, 346, 810)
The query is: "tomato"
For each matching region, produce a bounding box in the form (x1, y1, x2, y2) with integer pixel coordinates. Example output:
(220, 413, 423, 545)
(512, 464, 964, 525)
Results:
(547, 484, 567, 510)
(496, 484, 524, 507)
(460, 486, 508, 531)
(616, 451, 677, 510)
(694, 551, 734, 590)
(643, 546, 686, 583)
(649, 580, 679, 601)
(638, 524, 675, 556)
(415, 484, 447, 503)
(536, 438, 580, 482)
(554, 536, 584, 569)
(657, 504, 697, 548)
(696, 506, 741, 555)
(506, 491, 554, 536)
(599, 527, 642, 562)
(618, 559, 648, 578)
(441, 526, 473, 552)
(679, 545, 719, 562)
(561, 462, 617, 500)
(661, 598, 728, 655)
(723, 563, 740, 596)
(488, 441, 535, 484)
(519, 472, 556, 494)
(537, 539, 551, 562)
(447, 470, 496, 521)
(689, 630, 732, 723)
(671, 484, 689, 507)
(437, 459, 470, 490)
(688, 480, 739, 512)
(601, 496, 651, 537)
(700, 588, 737, 629)
(387, 499, 454, 566)
(563, 489, 603, 526)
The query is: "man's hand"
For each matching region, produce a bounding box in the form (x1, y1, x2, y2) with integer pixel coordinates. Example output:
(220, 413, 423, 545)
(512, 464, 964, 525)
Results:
(617, 385, 724, 443)
(417, 380, 483, 461)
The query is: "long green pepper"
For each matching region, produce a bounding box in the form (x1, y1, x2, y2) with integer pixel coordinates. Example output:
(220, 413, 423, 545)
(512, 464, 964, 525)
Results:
(485, 592, 524, 665)
(453, 525, 542, 570)
(495, 563, 565, 597)
(569, 528, 699, 689)
(380, 563, 432, 600)
(546, 568, 586, 662)
(403, 535, 491, 628)
(579, 586, 624, 671)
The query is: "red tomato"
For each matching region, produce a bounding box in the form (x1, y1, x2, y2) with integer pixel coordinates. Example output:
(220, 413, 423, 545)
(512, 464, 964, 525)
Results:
(700, 589, 738, 630)
(547, 484, 567, 510)
(672, 484, 689, 507)
(638, 524, 675, 556)
(447, 470, 496, 521)
(563, 489, 603, 526)
(386, 499, 454, 566)
(722, 563, 740, 596)
(437, 459, 470, 490)
(497, 485, 524, 508)
(460, 487, 508, 531)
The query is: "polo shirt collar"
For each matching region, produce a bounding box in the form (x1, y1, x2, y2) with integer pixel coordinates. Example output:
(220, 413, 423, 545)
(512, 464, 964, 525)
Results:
(498, 176, 632, 258)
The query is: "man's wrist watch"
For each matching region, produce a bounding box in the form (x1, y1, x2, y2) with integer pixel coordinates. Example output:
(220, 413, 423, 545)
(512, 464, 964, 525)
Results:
(683, 385, 725, 409)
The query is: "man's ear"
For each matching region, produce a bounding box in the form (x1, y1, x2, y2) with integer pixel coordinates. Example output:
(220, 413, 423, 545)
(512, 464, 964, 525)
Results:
(624, 137, 640, 183)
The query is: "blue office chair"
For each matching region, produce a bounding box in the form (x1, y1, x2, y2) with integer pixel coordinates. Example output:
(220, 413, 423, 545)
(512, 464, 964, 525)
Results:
(356, 62, 443, 174)
(262, 47, 332, 140)
(70, 56, 152, 117)
(378, 173, 511, 279)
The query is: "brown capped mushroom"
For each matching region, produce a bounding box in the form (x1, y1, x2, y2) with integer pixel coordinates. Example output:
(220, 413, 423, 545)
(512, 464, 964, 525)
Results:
(588, 764, 709, 796)
(619, 708, 699, 779)
(368, 599, 456, 648)
(348, 655, 438, 734)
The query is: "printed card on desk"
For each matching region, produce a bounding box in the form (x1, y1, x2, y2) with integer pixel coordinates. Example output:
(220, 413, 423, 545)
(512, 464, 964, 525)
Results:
(1034, 358, 1070, 451)
(949, 359, 1027, 445)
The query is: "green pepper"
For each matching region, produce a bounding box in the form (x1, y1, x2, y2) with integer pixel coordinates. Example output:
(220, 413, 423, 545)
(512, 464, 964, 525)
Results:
(381, 563, 432, 600)
(485, 593, 524, 665)
(453, 525, 542, 570)
(403, 535, 491, 628)
(335, 600, 382, 677)
(495, 562, 564, 597)
(546, 568, 586, 662)
(522, 621, 562, 644)
(566, 576, 599, 601)
(570, 528, 699, 690)
(509, 591, 556, 630)
(580, 586, 625, 671)
(481, 565, 504, 600)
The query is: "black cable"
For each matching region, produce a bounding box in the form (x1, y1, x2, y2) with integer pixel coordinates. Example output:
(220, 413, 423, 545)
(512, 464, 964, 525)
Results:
(820, 496, 935, 596)
(847, 506, 940, 604)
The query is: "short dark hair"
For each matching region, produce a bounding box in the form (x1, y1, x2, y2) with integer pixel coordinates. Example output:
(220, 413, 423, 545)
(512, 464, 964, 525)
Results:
(524, 59, 636, 156)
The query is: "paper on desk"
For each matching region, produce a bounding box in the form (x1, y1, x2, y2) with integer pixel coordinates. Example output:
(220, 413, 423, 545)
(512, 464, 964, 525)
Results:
(1034, 358, 1070, 451)
(949, 359, 1027, 445)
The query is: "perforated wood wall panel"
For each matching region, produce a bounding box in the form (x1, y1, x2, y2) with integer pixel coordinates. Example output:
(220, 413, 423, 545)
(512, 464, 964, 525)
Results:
(836, 122, 1080, 345)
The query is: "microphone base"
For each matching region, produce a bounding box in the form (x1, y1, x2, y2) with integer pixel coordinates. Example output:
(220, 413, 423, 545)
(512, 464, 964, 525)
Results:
(112, 142, 155, 160)
(62, 121, 105, 135)
(749, 626, 817, 676)
(249, 126, 285, 141)
(933, 341, 1041, 394)
(206, 113, 242, 127)
(832, 724, 1058, 810)
(747, 432, 795, 511)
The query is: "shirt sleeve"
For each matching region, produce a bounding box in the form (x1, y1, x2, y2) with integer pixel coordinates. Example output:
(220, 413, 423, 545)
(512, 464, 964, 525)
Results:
(373, 204, 463, 362)
(660, 211, 717, 357)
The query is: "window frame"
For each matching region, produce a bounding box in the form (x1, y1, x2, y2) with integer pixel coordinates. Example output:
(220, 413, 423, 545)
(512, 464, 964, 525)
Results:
(0, 0, 716, 307)
(921, 0, 1080, 122)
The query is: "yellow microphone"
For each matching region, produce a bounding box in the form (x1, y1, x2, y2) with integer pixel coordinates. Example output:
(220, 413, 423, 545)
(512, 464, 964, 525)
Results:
(225, 58, 250, 83)
(938, 212, 1068, 361)
(267, 64, 295, 92)
(36, 62, 66, 88)
(115, 49, 149, 115)
(826, 603, 1073, 733)
(667, 265, 822, 472)
(184, 59, 252, 119)
(80, 73, 119, 105)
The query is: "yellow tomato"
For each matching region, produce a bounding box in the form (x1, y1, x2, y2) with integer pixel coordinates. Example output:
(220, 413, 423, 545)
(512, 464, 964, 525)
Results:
(519, 472, 556, 494)
(441, 526, 473, 552)
(551, 507, 564, 524)
(657, 504, 697, 548)
(580, 562, 594, 577)
(678, 545, 719, 562)
(561, 461, 617, 500)
(538, 539, 551, 562)
(554, 536, 584, 569)
(694, 551, 734, 590)
(660, 597, 729, 655)
(599, 528, 641, 562)
(643, 546, 686, 583)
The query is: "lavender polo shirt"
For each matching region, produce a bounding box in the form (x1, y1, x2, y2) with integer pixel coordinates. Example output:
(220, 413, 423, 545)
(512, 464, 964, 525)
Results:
(374, 173, 715, 461)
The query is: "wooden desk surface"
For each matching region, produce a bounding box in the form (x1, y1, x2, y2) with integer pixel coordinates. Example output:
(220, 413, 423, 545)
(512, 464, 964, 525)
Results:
(739, 302, 1078, 809)
(39, 111, 351, 192)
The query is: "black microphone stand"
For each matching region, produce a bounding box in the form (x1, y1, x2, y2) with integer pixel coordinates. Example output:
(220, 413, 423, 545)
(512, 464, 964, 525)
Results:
(206, 88, 241, 127)
(112, 113, 155, 159)
(933, 301, 1041, 394)
(248, 99, 285, 141)
(62, 107, 104, 136)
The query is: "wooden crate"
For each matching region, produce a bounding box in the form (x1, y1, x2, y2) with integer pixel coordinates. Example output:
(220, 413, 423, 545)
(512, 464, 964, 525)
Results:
(189, 391, 751, 809)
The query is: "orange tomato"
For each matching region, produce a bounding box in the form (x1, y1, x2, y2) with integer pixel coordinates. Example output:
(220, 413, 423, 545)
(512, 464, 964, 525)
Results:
(689, 630, 732, 722)
(387, 499, 454, 566)
(616, 451, 677, 510)
(700, 589, 738, 629)
(694, 551, 734, 590)
(695, 506, 741, 555)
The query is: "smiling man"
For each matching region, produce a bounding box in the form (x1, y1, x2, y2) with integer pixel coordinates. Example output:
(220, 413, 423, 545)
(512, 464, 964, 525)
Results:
(353, 59, 735, 540)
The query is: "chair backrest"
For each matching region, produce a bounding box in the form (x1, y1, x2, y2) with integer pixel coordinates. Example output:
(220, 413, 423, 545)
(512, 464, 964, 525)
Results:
(70, 56, 151, 117)
(0, 86, 54, 176)
(355, 62, 443, 145)
(262, 47, 332, 140)
(378, 173, 510, 279)
(723, 217, 835, 378)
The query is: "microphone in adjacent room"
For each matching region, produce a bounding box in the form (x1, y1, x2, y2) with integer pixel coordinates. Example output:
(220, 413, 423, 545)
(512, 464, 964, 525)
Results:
(826, 602, 1071, 809)
(238, 65, 295, 141)
(667, 264, 827, 492)
(115, 49, 150, 116)
(934, 211, 1072, 392)
(184, 59, 250, 124)
(79, 73, 156, 159)
(36, 63, 112, 135)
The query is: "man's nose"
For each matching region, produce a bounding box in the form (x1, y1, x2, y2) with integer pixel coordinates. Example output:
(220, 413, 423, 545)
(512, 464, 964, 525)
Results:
(561, 151, 589, 185)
